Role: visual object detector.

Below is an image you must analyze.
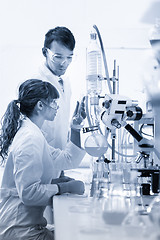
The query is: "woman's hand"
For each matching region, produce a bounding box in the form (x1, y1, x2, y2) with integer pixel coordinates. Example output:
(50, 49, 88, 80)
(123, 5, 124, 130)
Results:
(71, 96, 86, 129)
(57, 180, 85, 195)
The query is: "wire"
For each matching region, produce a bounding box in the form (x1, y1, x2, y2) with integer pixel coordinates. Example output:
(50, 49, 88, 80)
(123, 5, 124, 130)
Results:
(93, 25, 113, 94)
(140, 131, 154, 138)
(139, 123, 154, 138)
(108, 142, 137, 158)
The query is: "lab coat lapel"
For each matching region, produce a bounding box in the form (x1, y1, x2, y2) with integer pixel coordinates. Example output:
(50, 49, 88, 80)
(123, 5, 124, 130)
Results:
(38, 64, 64, 95)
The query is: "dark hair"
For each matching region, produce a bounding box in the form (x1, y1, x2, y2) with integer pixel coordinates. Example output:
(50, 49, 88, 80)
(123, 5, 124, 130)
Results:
(43, 26, 75, 51)
(0, 79, 59, 163)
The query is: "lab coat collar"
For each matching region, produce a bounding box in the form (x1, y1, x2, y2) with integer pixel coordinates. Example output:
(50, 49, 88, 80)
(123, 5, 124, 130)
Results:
(40, 62, 56, 79)
(22, 117, 42, 132)
(39, 63, 65, 95)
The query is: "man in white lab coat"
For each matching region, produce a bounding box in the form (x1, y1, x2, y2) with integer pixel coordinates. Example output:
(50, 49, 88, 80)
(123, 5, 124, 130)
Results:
(35, 26, 75, 151)
(32, 27, 76, 223)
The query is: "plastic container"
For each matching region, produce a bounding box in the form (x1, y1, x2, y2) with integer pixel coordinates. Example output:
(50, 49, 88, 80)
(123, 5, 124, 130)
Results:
(86, 32, 102, 95)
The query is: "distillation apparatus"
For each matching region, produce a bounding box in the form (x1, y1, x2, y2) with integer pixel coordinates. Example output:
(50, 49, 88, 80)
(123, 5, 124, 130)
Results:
(83, 25, 160, 197)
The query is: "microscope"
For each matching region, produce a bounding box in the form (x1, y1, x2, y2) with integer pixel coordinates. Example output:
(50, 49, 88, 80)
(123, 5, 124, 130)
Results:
(100, 94, 160, 195)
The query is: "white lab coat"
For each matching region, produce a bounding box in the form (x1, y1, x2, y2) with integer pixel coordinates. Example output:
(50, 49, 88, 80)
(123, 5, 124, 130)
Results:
(0, 117, 85, 239)
(33, 63, 72, 150)
(30, 63, 73, 225)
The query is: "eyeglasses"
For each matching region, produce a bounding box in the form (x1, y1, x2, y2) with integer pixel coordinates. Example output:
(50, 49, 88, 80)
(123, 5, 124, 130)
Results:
(41, 100, 59, 110)
(46, 48, 73, 64)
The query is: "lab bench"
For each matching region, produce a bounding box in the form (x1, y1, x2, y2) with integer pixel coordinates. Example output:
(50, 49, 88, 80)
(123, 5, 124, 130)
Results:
(52, 168, 158, 240)
(53, 194, 157, 240)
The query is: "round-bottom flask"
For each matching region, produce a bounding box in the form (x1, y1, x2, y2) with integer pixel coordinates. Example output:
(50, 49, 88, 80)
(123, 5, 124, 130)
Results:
(84, 132, 108, 157)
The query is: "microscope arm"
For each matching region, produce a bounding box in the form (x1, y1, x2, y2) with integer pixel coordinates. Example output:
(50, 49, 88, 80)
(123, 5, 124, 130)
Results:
(124, 122, 160, 161)
(123, 122, 155, 147)
(124, 123, 143, 142)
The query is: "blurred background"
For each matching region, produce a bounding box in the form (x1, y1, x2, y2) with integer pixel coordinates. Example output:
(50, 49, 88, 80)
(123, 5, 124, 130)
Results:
(0, 0, 159, 118)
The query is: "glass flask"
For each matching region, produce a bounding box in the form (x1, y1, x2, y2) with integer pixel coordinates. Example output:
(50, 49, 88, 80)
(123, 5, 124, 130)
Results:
(102, 171, 130, 225)
(147, 194, 160, 228)
(84, 132, 108, 158)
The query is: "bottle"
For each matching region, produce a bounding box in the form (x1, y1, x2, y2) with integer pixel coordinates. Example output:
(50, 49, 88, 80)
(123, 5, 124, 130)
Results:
(86, 31, 102, 96)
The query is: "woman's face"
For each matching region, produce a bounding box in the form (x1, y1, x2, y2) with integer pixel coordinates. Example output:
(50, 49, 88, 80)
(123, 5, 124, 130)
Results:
(42, 99, 59, 121)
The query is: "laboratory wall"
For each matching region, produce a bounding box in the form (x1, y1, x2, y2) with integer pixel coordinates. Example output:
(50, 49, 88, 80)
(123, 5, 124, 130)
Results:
(0, 0, 158, 118)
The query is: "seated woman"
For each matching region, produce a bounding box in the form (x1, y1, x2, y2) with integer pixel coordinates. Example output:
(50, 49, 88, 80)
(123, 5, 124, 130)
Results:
(0, 79, 86, 240)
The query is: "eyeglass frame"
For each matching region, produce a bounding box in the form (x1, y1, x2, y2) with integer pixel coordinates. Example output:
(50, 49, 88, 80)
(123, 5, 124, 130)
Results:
(41, 100, 59, 110)
(46, 48, 73, 64)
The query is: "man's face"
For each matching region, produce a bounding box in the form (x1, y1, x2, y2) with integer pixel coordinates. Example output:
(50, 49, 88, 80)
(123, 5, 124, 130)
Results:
(45, 41, 74, 76)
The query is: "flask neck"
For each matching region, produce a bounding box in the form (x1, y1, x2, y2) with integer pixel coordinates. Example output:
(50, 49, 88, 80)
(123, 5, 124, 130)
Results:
(87, 32, 100, 52)
(90, 32, 97, 40)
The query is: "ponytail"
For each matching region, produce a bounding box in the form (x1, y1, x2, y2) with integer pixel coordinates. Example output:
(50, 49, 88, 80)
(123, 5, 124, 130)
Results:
(0, 78, 60, 164)
(0, 100, 21, 164)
